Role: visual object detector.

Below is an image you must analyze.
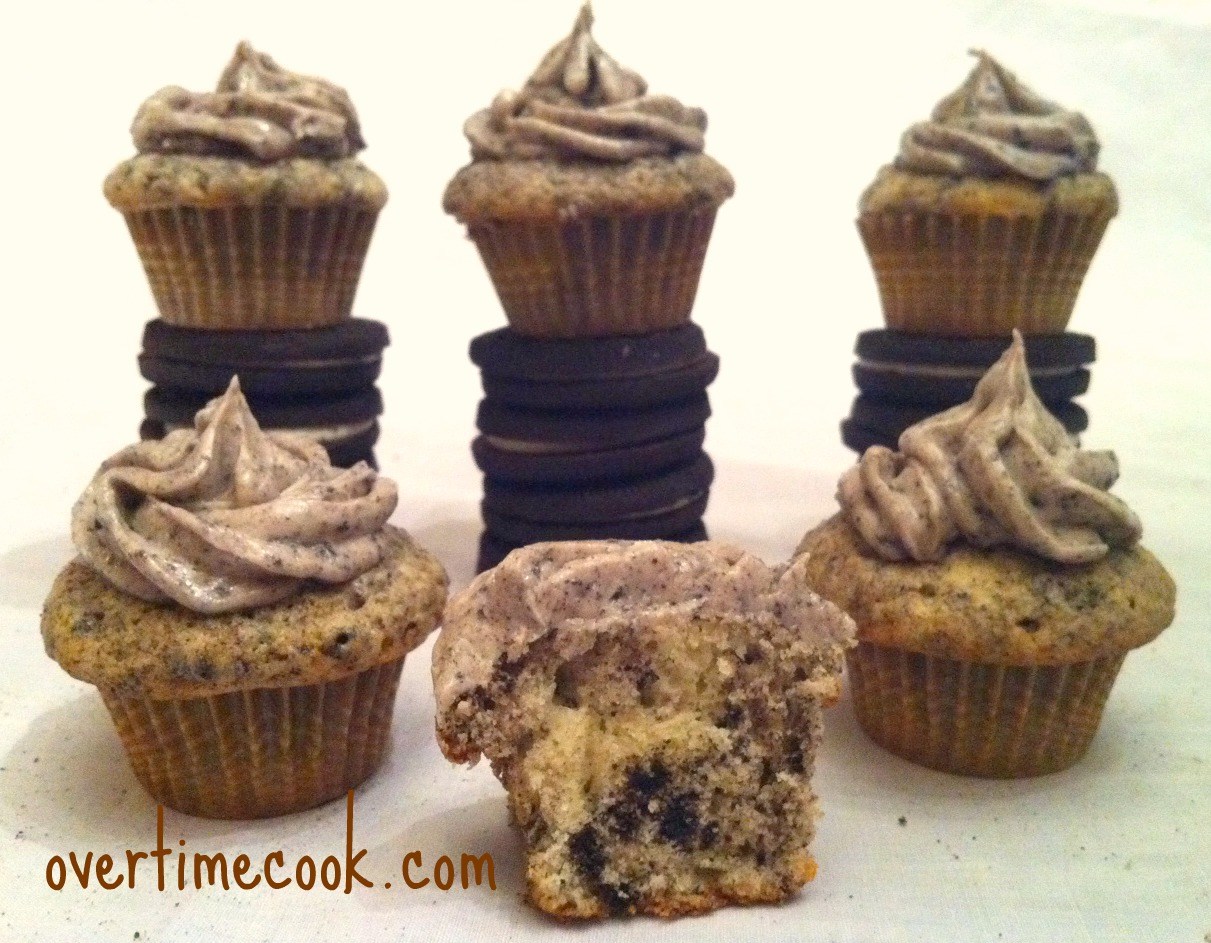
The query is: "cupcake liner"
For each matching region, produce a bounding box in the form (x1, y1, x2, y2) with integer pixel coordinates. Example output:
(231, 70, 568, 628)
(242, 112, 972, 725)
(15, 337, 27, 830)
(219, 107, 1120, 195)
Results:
(99, 658, 404, 818)
(857, 210, 1112, 336)
(123, 204, 379, 330)
(467, 208, 718, 338)
(847, 641, 1127, 778)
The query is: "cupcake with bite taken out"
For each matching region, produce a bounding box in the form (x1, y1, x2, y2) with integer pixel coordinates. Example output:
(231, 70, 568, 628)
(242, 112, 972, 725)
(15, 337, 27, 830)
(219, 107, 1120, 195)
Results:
(858, 51, 1117, 336)
(41, 379, 447, 818)
(443, 4, 734, 338)
(795, 333, 1175, 777)
(104, 42, 387, 330)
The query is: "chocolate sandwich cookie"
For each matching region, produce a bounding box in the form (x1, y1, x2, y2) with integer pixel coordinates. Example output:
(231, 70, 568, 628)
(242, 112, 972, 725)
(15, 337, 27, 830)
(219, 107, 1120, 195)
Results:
(483, 454, 714, 524)
(471, 427, 706, 485)
(853, 363, 1091, 407)
(140, 319, 389, 397)
(477, 395, 710, 452)
(145, 386, 382, 431)
(475, 521, 711, 574)
(481, 353, 720, 411)
(482, 491, 710, 545)
(855, 329, 1095, 371)
(845, 395, 1089, 451)
(470, 324, 707, 382)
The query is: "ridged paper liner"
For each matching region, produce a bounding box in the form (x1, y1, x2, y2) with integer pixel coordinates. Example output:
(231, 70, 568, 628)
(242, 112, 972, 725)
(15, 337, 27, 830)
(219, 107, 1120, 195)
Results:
(100, 658, 404, 819)
(847, 642, 1126, 778)
(468, 208, 718, 338)
(857, 210, 1112, 336)
(123, 204, 379, 330)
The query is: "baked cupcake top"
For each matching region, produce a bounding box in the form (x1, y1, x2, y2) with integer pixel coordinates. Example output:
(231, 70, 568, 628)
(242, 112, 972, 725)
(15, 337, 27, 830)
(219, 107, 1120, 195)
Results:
(838, 332, 1141, 565)
(71, 378, 398, 614)
(105, 43, 386, 210)
(443, 5, 734, 221)
(433, 539, 854, 725)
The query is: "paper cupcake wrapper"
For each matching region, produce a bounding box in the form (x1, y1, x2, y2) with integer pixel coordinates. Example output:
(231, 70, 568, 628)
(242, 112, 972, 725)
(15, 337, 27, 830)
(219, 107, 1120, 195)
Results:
(100, 658, 404, 819)
(467, 208, 718, 338)
(857, 210, 1112, 336)
(847, 642, 1126, 778)
(122, 204, 379, 330)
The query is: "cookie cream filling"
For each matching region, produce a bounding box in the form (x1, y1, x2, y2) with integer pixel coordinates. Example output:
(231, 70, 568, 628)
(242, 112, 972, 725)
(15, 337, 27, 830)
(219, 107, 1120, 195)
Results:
(132, 41, 365, 161)
(463, 4, 707, 163)
(896, 50, 1099, 182)
(72, 379, 396, 614)
(839, 332, 1140, 564)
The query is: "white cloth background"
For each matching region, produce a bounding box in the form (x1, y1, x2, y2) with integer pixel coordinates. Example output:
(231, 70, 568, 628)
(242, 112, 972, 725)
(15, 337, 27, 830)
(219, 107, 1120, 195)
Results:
(0, 1, 1207, 940)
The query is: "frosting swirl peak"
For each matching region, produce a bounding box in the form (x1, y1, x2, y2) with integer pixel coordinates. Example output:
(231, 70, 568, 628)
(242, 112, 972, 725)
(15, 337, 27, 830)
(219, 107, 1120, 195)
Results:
(838, 333, 1141, 564)
(132, 42, 366, 162)
(896, 50, 1099, 182)
(464, 4, 707, 163)
(71, 379, 397, 614)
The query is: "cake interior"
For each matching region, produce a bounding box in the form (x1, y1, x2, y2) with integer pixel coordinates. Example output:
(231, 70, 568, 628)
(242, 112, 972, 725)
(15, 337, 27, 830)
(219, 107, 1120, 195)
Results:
(465, 615, 834, 919)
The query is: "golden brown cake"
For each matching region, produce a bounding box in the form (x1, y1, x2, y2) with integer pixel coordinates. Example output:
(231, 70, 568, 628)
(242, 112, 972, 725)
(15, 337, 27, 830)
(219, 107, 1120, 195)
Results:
(41, 380, 447, 818)
(442, 5, 734, 338)
(795, 334, 1175, 777)
(104, 42, 387, 329)
(857, 50, 1118, 336)
(432, 540, 854, 919)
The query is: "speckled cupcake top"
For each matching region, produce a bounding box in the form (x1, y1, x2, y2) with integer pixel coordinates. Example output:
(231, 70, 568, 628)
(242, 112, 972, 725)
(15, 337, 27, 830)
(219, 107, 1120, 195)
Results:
(464, 5, 707, 163)
(133, 41, 365, 162)
(896, 50, 1098, 182)
(72, 379, 397, 615)
(839, 332, 1141, 565)
(432, 540, 855, 718)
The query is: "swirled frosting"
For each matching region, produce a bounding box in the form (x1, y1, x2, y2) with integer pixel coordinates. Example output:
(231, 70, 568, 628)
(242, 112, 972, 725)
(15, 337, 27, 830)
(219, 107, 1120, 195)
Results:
(896, 50, 1098, 182)
(838, 332, 1141, 564)
(132, 41, 365, 161)
(71, 379, 397, 614)
(433, 540, 855, 716)
(463, 4, 707, 162)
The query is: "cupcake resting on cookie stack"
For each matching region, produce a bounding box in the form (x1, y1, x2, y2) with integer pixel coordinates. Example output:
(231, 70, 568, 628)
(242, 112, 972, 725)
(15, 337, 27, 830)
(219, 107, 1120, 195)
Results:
(106, 42, 390, 467)
(442, 5, 734, 571)
(842, 51, 1113, 452)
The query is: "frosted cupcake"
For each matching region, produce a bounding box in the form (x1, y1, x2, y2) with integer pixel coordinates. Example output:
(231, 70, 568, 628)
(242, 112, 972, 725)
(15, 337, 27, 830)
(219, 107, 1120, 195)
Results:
(42, 380, 447, 818)
(433, 540, 853, 919)
(105, 42, 387, 330)
(859, 51, 1117, 336)
(443, 5, 734, 338)
(795, 334, 1175, 777)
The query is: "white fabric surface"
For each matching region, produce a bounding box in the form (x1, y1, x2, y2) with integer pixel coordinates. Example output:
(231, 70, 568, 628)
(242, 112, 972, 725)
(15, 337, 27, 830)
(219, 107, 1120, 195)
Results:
(0, 1, 1208, 940)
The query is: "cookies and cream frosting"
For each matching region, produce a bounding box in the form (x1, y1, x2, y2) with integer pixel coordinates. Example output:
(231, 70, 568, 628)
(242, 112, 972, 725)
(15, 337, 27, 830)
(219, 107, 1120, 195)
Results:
(132, 42, 365, 162)
(433, 539, 855, 716)
(896, 50, 1098, 182)
(463, 4, 707, 162)
(838, 332, 1141, 564)
(71, 379, 397, 614)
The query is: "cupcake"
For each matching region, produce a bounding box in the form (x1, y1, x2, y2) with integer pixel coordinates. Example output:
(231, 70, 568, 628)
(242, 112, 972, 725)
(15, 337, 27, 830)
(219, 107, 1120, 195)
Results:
(432, 540, 854, 919)
(41, 379, 447, 818)
(104, 42, 387, 330)
(795, 333, 1175, 777)
(443, 5, 734, 338)
(858, 50, 1117, 336)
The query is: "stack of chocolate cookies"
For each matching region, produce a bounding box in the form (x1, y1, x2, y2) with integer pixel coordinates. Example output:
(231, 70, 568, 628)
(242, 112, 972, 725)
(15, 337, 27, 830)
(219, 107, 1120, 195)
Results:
(840, 330, 1096, 453)
(138, 319, 389, 468)
(471, 326, 720, 573)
